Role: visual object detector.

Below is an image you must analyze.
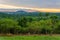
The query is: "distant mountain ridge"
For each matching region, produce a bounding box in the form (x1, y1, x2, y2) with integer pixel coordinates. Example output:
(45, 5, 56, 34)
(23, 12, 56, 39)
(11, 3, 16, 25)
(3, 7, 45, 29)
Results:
(0, 9, 60, 17)
(0, 9, 60, 18)
(0, 9, 38, 12)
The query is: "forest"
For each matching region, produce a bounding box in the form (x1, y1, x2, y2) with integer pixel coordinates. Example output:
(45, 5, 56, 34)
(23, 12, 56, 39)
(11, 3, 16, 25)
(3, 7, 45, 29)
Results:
(0, 12, 60, 35)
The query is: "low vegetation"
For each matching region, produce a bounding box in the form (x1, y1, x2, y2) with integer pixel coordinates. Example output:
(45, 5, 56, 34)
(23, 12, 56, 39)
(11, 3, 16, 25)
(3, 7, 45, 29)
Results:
(0, 35, 60, 40)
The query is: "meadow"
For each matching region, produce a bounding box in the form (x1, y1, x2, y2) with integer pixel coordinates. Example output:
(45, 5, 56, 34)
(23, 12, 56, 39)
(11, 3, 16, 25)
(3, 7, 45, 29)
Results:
(0, 35, 60, 40)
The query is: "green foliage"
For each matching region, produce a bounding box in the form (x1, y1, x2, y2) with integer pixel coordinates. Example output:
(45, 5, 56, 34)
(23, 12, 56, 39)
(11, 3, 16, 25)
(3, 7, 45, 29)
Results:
(18, 17, 28, 27)
(27, 21, 42, 34)
(0, 18, 20, 34)
(0, 12, 60, 34)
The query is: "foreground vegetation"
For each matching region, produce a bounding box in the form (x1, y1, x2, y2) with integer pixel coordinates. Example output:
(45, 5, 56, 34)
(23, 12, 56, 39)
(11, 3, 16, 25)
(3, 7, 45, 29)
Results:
(0, 12, 60, 35)
(0, 35, 60, 40)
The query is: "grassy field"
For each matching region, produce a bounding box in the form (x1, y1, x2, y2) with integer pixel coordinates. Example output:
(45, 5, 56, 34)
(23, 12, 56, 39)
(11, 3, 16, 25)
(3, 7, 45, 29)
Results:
(0, 35, 60, 40)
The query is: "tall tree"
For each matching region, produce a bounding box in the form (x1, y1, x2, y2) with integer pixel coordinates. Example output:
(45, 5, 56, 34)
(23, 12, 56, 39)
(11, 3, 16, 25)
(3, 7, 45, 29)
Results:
(18, 17, 28, 27)
(50, 15, 58, 35)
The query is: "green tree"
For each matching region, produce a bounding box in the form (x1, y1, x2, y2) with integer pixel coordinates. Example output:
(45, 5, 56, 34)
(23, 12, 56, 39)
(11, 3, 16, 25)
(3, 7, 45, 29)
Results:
(50, 15, 58, 35)
(45, 12, 49, 17)
(27, 21, 43, 34)
(0, 18, 20, 34)
(18, 17, 28, 27)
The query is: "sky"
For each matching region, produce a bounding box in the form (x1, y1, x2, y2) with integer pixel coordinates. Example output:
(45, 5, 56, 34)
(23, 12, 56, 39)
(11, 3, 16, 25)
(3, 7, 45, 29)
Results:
(0, 0, 60, 12)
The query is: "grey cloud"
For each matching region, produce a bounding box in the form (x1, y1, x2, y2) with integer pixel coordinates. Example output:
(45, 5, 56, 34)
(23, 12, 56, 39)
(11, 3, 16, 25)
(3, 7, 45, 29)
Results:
(0, 0, 60, 8)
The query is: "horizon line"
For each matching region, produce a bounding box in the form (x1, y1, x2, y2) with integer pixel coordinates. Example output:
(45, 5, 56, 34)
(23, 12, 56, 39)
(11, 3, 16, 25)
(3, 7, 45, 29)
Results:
(0, 4, 60, 12)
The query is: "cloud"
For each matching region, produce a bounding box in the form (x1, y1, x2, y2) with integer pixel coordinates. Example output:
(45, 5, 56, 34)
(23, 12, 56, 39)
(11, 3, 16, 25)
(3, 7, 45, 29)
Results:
(0, 0, 60, 8)
(0, 4, 60, 12)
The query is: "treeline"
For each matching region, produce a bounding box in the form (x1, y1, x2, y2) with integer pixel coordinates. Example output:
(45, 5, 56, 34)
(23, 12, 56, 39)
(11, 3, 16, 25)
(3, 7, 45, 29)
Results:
(0, 12, 60, 35)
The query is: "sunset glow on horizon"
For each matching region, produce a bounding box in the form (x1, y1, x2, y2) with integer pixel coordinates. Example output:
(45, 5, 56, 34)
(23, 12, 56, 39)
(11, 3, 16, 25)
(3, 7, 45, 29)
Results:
(0, 4, 60, 12)
(0, 0, 60, 12)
